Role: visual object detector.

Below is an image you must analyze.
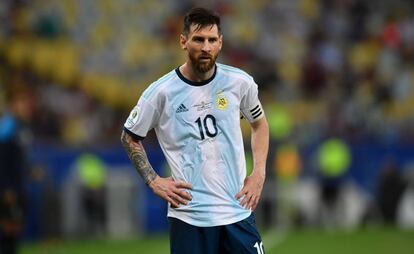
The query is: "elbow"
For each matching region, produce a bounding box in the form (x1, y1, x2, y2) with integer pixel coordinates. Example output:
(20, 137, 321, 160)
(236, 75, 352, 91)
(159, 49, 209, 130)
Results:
(260, 116, 269, 133)
(252, 117, 268, 132)
(120, 130, 127, 145)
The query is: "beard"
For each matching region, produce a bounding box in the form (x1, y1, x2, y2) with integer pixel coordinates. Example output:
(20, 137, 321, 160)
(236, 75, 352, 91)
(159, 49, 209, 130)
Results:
(189, 52, 218, 73)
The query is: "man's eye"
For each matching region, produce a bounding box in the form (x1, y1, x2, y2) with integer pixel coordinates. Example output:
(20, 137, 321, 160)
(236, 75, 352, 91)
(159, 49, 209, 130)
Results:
(209, 38, 217, 43)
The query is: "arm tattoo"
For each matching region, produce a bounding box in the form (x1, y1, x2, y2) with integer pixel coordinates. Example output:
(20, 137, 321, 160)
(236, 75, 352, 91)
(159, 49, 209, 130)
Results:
(121, 131, 157, 185)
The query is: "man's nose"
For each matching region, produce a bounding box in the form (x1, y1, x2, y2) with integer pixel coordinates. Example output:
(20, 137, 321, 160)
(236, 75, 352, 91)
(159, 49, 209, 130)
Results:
(202, 41, 211, 52)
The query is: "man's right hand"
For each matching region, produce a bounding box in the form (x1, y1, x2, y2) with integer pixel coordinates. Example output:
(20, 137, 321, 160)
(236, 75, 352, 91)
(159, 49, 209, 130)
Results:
(148, 176, 192, 208)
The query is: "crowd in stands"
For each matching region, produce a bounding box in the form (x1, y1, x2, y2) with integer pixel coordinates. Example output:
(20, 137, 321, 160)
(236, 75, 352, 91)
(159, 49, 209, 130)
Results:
(1, 0, 413, 148)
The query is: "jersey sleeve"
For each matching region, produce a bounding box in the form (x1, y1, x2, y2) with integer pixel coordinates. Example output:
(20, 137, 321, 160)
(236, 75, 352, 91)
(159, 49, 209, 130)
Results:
(123, 96, 159, 140)
(240, 80, 264, 123)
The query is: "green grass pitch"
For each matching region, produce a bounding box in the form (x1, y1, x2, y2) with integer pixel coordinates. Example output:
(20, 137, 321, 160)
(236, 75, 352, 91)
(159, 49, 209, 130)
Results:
(22, 228, 414, 254)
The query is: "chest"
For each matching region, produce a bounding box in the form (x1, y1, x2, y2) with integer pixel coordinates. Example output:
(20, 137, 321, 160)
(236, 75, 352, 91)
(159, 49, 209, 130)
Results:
(162, 86, 240, 141)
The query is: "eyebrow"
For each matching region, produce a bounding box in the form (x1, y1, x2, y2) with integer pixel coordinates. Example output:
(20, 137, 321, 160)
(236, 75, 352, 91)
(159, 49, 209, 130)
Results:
(192, 35, 219, 40)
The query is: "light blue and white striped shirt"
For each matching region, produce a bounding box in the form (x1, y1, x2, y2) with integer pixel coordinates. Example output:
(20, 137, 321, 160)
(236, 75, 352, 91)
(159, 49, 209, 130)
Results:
(124, 63, 264, 227)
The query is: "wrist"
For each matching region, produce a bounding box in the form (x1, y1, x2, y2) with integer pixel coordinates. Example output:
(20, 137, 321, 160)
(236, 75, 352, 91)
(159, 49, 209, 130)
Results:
(251, 168, 266, 178)
(146, 174, 159, 188)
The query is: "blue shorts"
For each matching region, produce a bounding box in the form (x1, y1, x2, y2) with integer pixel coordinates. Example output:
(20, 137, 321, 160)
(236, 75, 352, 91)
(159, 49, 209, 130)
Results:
(168, 213, 265, 254)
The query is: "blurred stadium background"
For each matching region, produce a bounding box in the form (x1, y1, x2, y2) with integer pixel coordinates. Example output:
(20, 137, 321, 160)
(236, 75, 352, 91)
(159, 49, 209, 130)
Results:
(1, 0, 414, 253)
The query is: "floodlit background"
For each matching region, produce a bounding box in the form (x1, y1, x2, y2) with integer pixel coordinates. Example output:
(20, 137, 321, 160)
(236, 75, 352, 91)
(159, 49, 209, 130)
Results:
(1, 0, 414, 253)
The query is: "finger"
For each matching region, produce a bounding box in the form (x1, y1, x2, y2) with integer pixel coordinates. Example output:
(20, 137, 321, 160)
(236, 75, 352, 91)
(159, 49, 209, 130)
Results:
(176, 190, 192, 201)
(249, 196, 258, 211)
(175, 181, 193, 189)
(166, 196, 179, 208)
(170, 184, 192, 200)
(235, 189, 246, 200)
(245, 193, 257, 209)
(251, 201, 258, 211)
(253, 195, 262, 210)
(240, 194, 252, 208)
(170, 192, 189, 205)
(245, 197, 252, 210)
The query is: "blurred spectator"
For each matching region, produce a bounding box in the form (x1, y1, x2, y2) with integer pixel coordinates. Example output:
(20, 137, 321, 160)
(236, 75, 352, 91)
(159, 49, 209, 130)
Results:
(317, 138, 351, 228)
(0, 88, 32, 254)
(397, 165, 414, 229)
(76, 153, 107, 237)
(376, 159, 406, 224)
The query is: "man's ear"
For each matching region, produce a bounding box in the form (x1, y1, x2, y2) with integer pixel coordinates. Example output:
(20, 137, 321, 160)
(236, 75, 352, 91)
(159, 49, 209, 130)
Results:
(218, 34, 223, 51)
(180, 34, 187, 50)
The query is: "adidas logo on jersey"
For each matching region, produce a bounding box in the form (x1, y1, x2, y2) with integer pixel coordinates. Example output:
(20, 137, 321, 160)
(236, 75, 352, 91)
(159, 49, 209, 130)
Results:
(176, 104, 189, 113)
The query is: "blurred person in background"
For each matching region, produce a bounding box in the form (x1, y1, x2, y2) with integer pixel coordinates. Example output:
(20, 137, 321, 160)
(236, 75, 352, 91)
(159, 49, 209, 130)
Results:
(76, 153, 107, 237)
(0, 86, 32, 254)
(376, 159, 406, 225)
(316, 138, 352, 229)
(121, 7, 269, 254)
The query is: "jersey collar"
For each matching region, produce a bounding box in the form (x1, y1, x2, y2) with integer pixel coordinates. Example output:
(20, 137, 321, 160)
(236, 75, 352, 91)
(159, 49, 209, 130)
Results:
(175, 65, 217, 86)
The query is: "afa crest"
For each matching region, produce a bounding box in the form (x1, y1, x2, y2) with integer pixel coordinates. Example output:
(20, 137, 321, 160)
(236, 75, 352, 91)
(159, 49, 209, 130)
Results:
(216, 92, 228, 110)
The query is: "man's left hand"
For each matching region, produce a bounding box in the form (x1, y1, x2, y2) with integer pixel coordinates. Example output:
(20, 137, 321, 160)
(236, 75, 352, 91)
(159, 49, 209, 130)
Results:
(235, 170, 265, 211)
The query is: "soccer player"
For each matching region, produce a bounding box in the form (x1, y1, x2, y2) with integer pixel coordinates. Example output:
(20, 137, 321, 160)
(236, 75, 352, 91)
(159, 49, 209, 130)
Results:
(121, 7, 269, 254)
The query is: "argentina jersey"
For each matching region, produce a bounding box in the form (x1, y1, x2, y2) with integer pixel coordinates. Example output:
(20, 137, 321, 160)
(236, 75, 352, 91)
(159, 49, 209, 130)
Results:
(124, 63, 264, 227)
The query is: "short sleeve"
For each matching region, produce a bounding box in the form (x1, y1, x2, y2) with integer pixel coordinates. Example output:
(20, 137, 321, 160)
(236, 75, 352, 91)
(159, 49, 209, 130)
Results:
(123, 96, 159, 139)
(240, 81, 264, 123)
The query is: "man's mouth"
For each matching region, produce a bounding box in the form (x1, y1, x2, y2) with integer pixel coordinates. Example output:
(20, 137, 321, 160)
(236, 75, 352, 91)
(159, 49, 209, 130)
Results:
(199, 55, 212, 61)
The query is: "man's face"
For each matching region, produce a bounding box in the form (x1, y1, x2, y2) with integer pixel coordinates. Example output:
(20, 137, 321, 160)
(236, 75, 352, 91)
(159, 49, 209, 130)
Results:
(180, 24, 222, 73)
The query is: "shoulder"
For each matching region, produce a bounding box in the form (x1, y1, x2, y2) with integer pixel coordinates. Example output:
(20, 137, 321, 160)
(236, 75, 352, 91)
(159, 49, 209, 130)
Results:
(141, 70, 177, 101)
(216, 63, 254, 83)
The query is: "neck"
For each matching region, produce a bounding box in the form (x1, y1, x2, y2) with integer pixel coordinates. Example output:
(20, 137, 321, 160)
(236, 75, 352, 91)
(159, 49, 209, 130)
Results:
(179, 62, 215, 82)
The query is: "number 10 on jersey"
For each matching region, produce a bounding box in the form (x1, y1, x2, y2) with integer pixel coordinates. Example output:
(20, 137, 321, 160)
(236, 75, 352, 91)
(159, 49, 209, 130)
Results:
(195, 114, 218, 140)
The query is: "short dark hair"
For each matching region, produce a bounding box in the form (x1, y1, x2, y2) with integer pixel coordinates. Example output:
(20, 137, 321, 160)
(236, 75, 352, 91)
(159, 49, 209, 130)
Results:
(182, 7, 221, 36)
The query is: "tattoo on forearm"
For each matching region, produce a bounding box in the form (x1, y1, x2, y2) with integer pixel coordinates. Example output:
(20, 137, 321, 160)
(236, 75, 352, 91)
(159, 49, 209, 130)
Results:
(121, 131, 157, 185)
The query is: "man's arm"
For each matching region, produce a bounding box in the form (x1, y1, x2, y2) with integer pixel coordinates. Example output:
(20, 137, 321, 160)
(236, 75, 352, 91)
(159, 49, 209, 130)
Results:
(121, 130, 192, 207)
(120, 130, 157, 185)
(235, 117, 269, 211)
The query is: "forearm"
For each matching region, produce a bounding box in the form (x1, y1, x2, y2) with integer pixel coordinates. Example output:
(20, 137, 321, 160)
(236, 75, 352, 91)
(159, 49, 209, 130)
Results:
(121, 130, 158, 185)
(250, 118, 269, 177)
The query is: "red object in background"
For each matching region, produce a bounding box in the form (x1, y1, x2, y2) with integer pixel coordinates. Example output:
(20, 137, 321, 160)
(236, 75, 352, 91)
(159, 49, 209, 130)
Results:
(382, 22, 401, 48)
